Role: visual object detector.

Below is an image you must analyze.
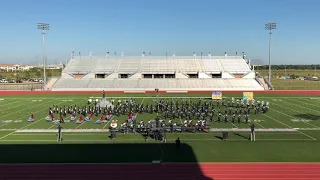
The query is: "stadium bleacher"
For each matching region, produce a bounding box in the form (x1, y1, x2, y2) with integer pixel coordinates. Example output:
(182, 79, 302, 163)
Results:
(53, 55, 264, 91)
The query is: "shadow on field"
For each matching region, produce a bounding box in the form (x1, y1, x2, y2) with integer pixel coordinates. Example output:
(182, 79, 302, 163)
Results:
(234, 133, 250, 140)
(0, 143, 213, 180)
(294, 114, 320, 121)
(214, 133, 249, 140)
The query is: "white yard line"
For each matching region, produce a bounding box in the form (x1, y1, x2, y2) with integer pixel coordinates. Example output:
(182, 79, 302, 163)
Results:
(104, 97, 146, 129)
(257, 97, 319, 130)
(0, 118, 44, 140)
(0, 99, 69, 140)
(65, 99, 88, 129)
(253, 121, 265, 128)
(293, 97, 320, 105)
(0, 99, 57, 129)
(0, 99, 56, 119)
(263, 114, 317, 140)
(285, 98, 320, 112)
(269, 103, 319, 128)
(179, 118, 183, 125)
(231, 123, 238, 128)
(0, 99, 23, 107)
(0, 123, 10, 128)
(102, 116, 114, 129)
(47, 98, 85, 129)
(282, 98, 320, 113)
(132, 97, 145, 120)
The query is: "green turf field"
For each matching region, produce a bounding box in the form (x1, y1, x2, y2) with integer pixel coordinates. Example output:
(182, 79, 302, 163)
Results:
(0, 93, 320, 162)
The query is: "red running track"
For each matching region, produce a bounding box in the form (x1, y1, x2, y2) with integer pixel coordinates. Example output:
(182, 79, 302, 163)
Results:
(0, 163, 319, 180)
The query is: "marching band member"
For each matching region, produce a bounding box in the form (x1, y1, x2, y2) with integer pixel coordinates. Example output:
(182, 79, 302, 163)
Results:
(106, 112, 112, 120)
(28, 114, 35, 122)
(50, 114, 54, 121)
(59, 114, 65, 123)
(71, 112, 76, 121)
(95, 115, 103, 124)
(85, 113, 92, 122)
(76, 115, 83, 124)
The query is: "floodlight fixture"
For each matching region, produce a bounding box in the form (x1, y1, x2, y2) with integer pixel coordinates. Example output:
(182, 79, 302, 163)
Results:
(37, 22, 50, 89)
(265, 22, 277, 84)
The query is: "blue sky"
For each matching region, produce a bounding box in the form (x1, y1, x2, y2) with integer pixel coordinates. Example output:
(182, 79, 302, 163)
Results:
(0, 0, 319, 65)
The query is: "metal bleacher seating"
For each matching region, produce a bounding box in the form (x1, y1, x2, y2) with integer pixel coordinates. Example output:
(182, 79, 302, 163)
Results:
(118, 57, 141, 74)
(53, 79, 90, 88)
(201, 59, 221, 73)
(87, 79, 115, 88)
(54, 55, 263, 91)
(218, 58, 251, 73)
(63, 59, 97, 73)
(141, 59, 175, 74)
(95, 59, 118, 74)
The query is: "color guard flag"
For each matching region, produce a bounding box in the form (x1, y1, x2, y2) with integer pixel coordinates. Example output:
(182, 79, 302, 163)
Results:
(128, 112, 136, 123)
(106, 113, 112, 120)
(212, 91, 222, 100)
(243, 92, 254, 101)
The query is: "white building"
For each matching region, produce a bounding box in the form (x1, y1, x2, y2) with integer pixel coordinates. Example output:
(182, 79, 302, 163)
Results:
(0, 64, 35, 72)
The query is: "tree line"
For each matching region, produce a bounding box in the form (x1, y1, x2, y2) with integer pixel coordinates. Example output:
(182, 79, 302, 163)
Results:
(255, 65, 319, 70)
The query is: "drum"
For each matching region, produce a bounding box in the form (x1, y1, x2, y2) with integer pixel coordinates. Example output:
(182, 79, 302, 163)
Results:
(111, 120, 118, 128)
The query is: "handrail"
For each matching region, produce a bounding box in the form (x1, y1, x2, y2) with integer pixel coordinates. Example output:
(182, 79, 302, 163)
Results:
(263, 77, 273, 90)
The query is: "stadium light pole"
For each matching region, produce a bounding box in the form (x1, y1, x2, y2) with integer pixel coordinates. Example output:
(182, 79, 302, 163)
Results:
(265, 22, 277, 83)
(37, 23, 50, 89)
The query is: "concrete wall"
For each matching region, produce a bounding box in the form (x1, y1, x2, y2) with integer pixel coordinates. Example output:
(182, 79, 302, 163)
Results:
(61, 72, 74, 78)
(175, 73, 188, 78)
(221, 72, 234, 78)
(129, 73, 142, 79)
(83, 73, 95, 79)
(242, 72, 256, 79)
(103, 73, 118, 79)
(198, 73, 212, 78)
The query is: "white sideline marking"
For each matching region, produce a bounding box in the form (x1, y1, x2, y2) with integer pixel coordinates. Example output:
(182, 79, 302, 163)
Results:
(14, 128, 299, 133)
(0, 99, 68, 140)
(0, 139, 314, 142)
(4, 97, 317, 100)
(16, 129, 110, 132)
(11, 132, 303, 135)
(0, 129, 17, 131)
(263, 114, 317, 140)
(12, 133, 106, 136)
(5, 127, 320, 132)
(268, 104, 319, 128)
(282, 98, 320, 113)
(0, 99, 56, 119)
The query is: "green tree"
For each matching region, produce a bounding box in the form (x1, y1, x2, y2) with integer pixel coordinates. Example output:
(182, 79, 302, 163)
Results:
(35, 71, 41, 77)
(25, 71, 30, 78)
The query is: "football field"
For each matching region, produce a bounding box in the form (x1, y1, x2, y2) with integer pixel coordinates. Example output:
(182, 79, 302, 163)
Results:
(0, 93, 320, 162)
